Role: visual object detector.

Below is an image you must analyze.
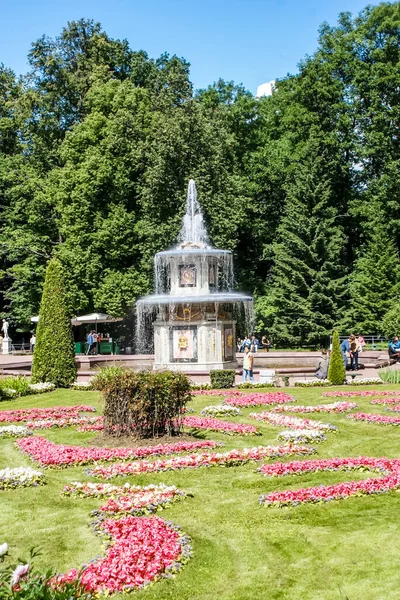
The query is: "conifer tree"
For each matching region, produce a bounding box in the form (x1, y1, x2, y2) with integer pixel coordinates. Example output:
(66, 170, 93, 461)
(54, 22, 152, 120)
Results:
(347, 225, 400, 334)
(328, 330, 346, 385)
(261, 137, 348, 347)
(31, 258, 76, 387)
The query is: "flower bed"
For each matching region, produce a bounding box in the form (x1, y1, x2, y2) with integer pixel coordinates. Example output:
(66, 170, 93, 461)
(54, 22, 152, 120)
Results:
(260, 475, 400, 506)
(277, 430, 327, 444)
(191, 389, 243, 397)
(0, 405, 96, 423)
(322, 390, 396, 398)
(183, 416, 259, 436)
(0, 466, 45, 490)
(258, 456, 400, 506)
(270, 402, 358, 414)
(0, 425, 33, 437)
(370, 398, 400, 405)
(294, 380, 332, 387)
(16, 436, 223, 468)
(70, 381, 93, 390)
(200, 405, 242, 417)
(54, 516, 192, 594)
(87, 445, 315, 479)
(62, 482, 187, 516)
(224, 393, 294, 407)
(346, 378, 383, 385)
(77, 422, 105, 432)
(249, 412, 338, 431)
(28, 382, 56, 394)
(385, 405, 400, 413)
(26, 416, 103, 430)
(347, 412, 400, 426)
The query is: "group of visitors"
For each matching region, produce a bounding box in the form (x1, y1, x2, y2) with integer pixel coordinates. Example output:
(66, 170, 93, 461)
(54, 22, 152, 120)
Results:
(237, 334, 271, 353)
(340, 334, 365, 371)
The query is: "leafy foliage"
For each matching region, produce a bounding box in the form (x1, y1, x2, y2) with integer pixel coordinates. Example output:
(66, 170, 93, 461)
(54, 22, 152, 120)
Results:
(103, 370, 192, 437)
(210, 370, 235, 389)
(31, 259, 76, 387)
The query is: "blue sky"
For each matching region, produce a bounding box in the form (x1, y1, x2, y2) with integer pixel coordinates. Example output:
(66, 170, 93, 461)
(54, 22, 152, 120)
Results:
(0, 0, 381, 94)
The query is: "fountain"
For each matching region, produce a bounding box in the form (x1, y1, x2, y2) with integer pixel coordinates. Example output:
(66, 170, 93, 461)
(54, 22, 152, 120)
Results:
(136, 180, 253, 371)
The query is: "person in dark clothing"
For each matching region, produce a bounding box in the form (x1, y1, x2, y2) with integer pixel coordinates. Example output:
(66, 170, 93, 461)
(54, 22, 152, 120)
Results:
(388, 336, 400, 362)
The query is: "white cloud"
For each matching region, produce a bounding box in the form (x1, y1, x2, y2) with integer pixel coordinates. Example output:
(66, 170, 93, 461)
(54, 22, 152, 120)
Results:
(256, 80, 276, 98)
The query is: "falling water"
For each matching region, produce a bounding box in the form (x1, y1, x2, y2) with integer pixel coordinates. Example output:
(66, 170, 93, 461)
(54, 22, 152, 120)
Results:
(136, 179, 253, 355)
(179, 180, 209, 246)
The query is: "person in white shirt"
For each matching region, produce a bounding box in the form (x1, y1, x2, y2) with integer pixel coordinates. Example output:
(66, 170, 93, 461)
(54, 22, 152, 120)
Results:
(30, 334, 36, 353)
(242, 346, 254, 383)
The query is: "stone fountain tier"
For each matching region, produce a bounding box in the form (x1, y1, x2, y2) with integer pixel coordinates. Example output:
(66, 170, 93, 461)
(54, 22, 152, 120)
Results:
(136, 179, 254, 371)
(137, 292, 253, 305)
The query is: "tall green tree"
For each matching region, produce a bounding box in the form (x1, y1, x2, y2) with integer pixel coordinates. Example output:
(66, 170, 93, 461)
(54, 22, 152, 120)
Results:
(257, 135, 348, 346)
(347, 225, 400, 333)
(32, 258, 76, 387)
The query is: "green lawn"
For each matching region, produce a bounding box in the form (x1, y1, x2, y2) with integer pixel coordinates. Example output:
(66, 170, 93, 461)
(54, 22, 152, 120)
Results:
(1, 386, 400, 600)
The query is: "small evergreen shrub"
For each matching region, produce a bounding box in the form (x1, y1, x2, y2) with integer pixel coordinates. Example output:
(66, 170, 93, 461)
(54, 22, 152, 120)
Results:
(103, 370, 192, 437)
(328, 330, 346, 385)
(91, 365, 126, 391)
(210, 370, 235, 389)
(31, 258, 76, 387)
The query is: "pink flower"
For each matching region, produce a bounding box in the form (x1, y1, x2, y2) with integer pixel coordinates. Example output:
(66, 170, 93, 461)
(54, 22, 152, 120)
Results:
(16, 436, 223, 468)
(54, 517, 191, 593)
(183, 416, 259, 435)
(88, 444, 315, 479)
(224, 393, 294, 407)
(249, 412, 337, 431)
(258, 456, 400, 506)
(0, 406, 96, 423)
(347, 412, 400, 426)
(11, 564, 30, 586)
(323, 390, 400, 398)
(270, 402, 357, 414)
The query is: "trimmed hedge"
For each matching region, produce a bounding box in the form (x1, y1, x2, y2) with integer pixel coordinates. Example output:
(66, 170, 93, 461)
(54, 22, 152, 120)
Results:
(210, 370, 235, 389)
(103, 370, 192, 438)
(328, 330, 346, 385)
(31, 258, 76, 387)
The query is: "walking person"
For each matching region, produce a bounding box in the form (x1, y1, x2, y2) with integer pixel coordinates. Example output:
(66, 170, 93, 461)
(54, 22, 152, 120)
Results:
(86, 330, 94, 355)
(242, 346, 254, 383)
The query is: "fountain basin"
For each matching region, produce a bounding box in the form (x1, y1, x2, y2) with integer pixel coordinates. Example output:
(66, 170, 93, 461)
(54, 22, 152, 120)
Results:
(137, 292, 253, 305)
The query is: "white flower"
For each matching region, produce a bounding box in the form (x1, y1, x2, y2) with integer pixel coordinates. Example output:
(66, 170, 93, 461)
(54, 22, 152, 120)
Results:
(11, 563, 30, 586)
(28, 382, 55, 393)
(0, 426, 32, 437)
(0, 543, 8, 557)
(277, 429, 327, 443)
(201, 405, 242, 417)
